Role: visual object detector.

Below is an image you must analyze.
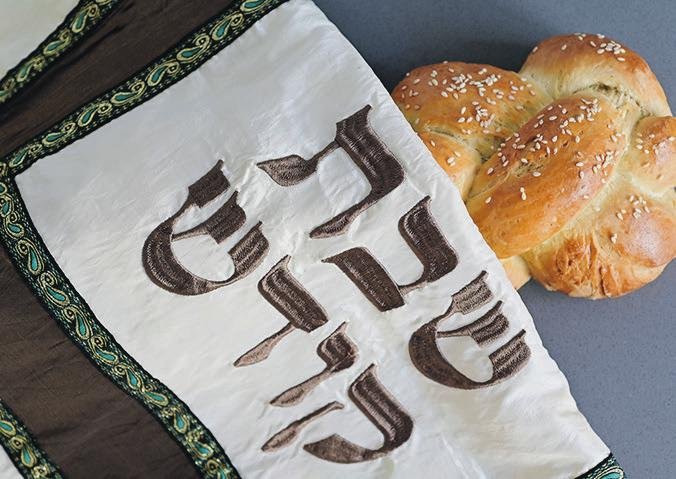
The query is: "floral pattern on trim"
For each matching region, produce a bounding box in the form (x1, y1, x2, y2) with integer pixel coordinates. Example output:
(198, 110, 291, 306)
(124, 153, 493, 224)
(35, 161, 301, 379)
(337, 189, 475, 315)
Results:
(577, 454, 625, 479)
(0, 0, 289, 177)
(0, 0, 120, 106)
(0, 401, 62, 479)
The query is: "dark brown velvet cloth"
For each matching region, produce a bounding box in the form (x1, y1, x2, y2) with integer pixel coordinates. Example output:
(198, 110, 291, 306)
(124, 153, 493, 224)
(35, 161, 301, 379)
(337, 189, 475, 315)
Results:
(0, 0, 236, 476)
(0, 248, 199, 478)
(0, 0, 235, 158)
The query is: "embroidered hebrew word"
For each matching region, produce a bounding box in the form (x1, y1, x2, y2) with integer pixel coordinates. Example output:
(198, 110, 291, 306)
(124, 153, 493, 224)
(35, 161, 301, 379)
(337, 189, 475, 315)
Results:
(142, 160, 269, 295)
(243, 309, 413, 463)
(257, 105, 405, 238)
(324, 196, 458, 311)
(409, 272, 531, 390)
(303, 364, 413, 463)
(234, 256, 329, 366)
(262, 364, 414, 464)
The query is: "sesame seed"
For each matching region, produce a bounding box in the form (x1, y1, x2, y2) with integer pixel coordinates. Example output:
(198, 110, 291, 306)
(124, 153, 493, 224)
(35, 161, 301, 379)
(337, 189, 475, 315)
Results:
(520, 187, 527, 200)
(532, 171, 541, 177)
(610, 233, 618, 244)
(430, 140, 436, 147)
(485, 196, 492, 204)
(616, 212, 623, 220)
(486, 167, 494, 175)
(575, 135, 581, 143)
(413, 78, 421, 84)
(576, 161, 584, 167)
(579, 171, 585, 179)
(441, 91, 448, 97)
(561, 44, 568, 51)
(520, 158, 528, 164)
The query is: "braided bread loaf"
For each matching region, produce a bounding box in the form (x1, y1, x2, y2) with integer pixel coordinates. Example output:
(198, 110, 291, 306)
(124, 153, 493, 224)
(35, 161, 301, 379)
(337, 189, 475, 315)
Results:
(393, 34, 675, 298)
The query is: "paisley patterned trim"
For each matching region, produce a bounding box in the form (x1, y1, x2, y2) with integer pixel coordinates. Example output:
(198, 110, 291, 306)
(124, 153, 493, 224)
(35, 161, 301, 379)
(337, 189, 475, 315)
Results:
(0, 177, 241, 476)
(0, 0, 120, 107)
(0, 0, 289, 178)
(0, 400, 63, 479)
(577, 454, 625, 479)
(0, 1, 289, 477)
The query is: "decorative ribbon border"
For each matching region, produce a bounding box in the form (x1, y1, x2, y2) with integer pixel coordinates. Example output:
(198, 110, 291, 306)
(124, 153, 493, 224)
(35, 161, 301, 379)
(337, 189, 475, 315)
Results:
(0, 177, 239, 477)
(0, 0, 120, 107)
(577, 454, 625, 479)
(0, 401, 63, 479)
(0, 0, 289, 477)
(0, 0, 289, 178)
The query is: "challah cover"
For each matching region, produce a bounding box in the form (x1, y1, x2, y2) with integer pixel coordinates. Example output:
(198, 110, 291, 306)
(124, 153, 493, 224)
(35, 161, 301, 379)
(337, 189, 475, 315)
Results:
(0, 0, 623, 477)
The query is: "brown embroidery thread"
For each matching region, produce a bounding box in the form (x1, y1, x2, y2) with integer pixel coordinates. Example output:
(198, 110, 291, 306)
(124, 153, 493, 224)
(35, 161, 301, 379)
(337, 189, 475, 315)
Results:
(323, 197, 458, 311)
(409, 273, 531, 390)
(303, 364, 413, 464)
(142, 160, 269, 295)
(442, 271, 493, 316)
(437, 301, 508, 345)
(271, 322, 359, 407)
(397, 196, 458, 293)
(323, 248, 405, 312)
(257, 105, 405, 238)
(234, 256, 329, 367)
(257, 142, 339, 186)
(261, 401, 344, 453)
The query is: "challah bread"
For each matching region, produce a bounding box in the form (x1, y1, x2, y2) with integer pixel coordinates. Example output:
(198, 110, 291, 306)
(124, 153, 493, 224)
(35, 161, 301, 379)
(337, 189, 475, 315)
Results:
(393, 34, 675, 298)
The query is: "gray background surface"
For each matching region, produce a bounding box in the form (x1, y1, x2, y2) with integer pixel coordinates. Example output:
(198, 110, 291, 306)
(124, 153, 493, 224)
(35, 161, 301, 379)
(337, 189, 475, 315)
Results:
(313, 1, 675, 476)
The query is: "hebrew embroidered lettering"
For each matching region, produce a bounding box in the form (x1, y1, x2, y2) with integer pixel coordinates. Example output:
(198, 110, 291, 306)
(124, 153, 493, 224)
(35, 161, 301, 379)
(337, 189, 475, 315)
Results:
(257, 105, 405, 238)
(142, 160, 269, 295)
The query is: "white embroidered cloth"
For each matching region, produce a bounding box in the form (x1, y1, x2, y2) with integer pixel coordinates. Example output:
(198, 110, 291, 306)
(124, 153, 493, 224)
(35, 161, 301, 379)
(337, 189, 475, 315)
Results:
(13, 1, 610, 477)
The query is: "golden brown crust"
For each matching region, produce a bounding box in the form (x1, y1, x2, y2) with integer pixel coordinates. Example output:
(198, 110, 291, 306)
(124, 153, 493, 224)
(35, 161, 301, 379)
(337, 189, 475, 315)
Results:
(622, 116, 676, 191)
(520, 34, 671, 117)
(467, 95, 626, 258)
(391, 33, 676, 298)
(525, 180, 675, 298)
(393, 63, 551, 159)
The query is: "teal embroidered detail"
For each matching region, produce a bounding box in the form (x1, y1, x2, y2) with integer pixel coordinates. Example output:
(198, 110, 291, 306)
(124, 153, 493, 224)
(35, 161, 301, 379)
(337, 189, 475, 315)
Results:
(576, 454, 625, 479)
(0, 0, 120, 107)
(0, 177, 240, 478)
(0, 0, 289, 178)
(0, 1, 289, 477)
(0, 401, 63, 479)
